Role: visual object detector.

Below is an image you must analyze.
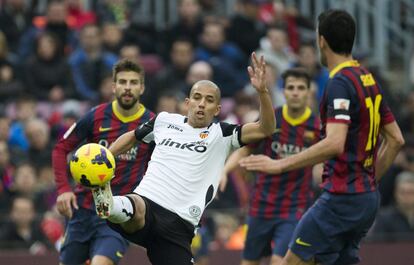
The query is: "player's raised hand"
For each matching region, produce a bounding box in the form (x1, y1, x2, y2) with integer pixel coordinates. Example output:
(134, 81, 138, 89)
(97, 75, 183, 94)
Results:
(248, 52, 268, 94)
(56, 192, 79, 219)
(239, 154, 282, 174)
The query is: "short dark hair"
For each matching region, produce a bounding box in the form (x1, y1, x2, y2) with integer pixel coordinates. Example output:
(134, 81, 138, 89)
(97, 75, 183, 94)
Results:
(112, 59, 144, 83)
(281, 68, 311, 88)
(317, 9, 356, 55)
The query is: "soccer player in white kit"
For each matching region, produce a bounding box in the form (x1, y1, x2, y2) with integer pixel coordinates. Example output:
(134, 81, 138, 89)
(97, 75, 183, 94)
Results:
(91, 53, 275, 265)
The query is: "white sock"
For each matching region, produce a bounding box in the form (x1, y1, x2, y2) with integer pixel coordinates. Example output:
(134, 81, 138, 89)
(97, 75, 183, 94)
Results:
(108, 196, 135, 223)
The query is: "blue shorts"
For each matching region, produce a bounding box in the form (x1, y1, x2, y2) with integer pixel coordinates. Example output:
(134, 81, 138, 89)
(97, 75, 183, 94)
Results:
(289, 191, 380, 265)
(60, 208, 129, 265)
(243, 216, 298, 260)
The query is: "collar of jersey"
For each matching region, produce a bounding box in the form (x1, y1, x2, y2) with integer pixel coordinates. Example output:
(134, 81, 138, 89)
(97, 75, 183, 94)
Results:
(329, 60, 360, 78)
(282, 104, 311, 126)
(112, 101, 146, 123)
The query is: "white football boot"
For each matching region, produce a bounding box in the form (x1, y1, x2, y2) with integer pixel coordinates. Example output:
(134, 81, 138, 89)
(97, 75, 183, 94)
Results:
(92, 181, 113, 219)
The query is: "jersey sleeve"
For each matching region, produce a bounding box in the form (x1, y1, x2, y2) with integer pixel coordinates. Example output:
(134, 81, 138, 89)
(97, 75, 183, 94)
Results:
(219, 122, 243, 148)
(134, 115, 156, 143)
(379, 96, 395, 126)
(52, 110, 94, 195)
(325, 77, 354, 124)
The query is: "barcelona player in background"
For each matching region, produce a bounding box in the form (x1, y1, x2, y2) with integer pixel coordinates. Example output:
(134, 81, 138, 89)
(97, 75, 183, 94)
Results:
(240, 10, 405, 265)
(52, 59, 155, 265)
(221, 68, 321, 265)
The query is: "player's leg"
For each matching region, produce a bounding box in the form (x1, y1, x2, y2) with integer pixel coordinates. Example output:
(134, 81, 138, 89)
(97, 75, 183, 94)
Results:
(281, 250, 316, 265)
(92, 182, 146, 233)
(271, 220, 298, 265)
(241, 217, 274, 265)
(90, 255, 114, 265)
(89, 218, 129, 265)
(59, 209, 94, 265)
(270, 255, 283, 265)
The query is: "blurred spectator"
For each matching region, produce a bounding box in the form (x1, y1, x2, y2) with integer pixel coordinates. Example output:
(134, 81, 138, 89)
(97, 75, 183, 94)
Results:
(23, 32, 73, 102)
(256, 25, 296, 75)
(49, 100, 84, 141)
(155, 93, 181, 114)
(1, 163, 37, 214)
(210, 213, 244, 250)
(155, 38, 194, 100)
(227, 0, 266, 58)
(258, 1, 314, 52)
(0, 196, 50, 253)
(95, 0, 130, 27)
(118, 42, 163, 110)
(371, 171, 414, 241)
(0, 31, 25, 104)
(166, 0, 204, 50)
(69, 24, 118, 101)
(65, 0, 97, 30)
(0, 140, 13, 197)
(8, 95, 37, 151)
(244, 60, 284, 107)
(18, 0, 78, 60)
(123, 19, 159, 55)
(184, 61, 214, 95)
(98, 75, 115, 104)
(102, 22, 124, 54)
(0, 60, 25, 105)
(195, 21, 247, 97)
(0, 30, 18, 66)
(24, 118, 53, 170)
(293, 42, 329, 101)
(398, 90, 414, 135)
(0, 0, 35, 53)
(222, 92, 259, 124)
(199, 0, 227, 19)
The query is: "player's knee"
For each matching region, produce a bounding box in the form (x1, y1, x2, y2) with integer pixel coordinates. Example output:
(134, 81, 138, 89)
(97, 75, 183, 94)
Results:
(270, 254, 283, 265)
(119, 194, 145, 232)
(90, 255, 115, 265)
(241, 259, 260, 265)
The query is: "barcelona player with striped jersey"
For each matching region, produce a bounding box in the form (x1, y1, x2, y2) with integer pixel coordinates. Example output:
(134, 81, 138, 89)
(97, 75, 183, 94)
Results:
(221, 68, 321, 265)
(240, 10, 405, 265)
(53, 60, 155, 265)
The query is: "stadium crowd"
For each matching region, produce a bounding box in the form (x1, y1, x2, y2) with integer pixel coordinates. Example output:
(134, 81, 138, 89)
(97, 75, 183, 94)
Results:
(0, 0, 413, 260)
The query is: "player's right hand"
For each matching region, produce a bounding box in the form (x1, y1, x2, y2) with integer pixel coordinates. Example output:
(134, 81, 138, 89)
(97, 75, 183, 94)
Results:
(56, 192, 79, 219)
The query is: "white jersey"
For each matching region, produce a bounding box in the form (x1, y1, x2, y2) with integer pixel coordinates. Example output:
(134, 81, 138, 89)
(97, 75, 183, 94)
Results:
(133, 112, 242, 225)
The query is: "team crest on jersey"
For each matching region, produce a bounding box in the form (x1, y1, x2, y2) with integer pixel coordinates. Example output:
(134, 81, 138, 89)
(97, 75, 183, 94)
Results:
(304, 130, 315, 141)
(189, 205, 201, 217)
(199, 130, 209, 139)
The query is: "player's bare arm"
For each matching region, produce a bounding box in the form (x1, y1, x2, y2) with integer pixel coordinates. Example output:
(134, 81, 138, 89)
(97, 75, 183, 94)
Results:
(220, 146, 252, 192)
(108, 130, 137, 156)
(240, 123, 348, 174)
(375, 121, 405, 180)
(241, 52, 276, 144)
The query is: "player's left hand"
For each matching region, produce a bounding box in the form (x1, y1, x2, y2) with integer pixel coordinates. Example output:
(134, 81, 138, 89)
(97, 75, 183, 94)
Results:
(248, 52, 268, 94)
(239, 154, 282, 174)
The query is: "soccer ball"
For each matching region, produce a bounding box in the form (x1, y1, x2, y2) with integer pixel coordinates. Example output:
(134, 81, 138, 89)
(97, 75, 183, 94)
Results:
(69, 143, 116, 188)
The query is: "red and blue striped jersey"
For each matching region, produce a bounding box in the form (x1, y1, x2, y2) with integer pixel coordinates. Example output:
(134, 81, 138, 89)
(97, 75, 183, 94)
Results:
(53, 101, 155, 210)
(248, 106, 320, 220)
(319, 60, 395, 194)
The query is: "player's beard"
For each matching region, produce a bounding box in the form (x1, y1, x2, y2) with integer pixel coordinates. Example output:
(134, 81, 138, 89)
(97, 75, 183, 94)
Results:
(116, 94, 139, 110)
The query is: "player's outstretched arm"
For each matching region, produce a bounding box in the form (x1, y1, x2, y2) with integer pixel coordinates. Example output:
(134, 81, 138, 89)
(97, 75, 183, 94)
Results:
(220, 146, 251, 192)
(109, 131, 137, 156)
(375, 121, 405, 180)
(240, 123, 348, 174)
(240, 52, 276, 144)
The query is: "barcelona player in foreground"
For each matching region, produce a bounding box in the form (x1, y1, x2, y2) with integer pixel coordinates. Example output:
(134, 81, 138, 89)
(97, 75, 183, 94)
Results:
(240, 10, 405, 265)
(53, 59, 155, 265)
